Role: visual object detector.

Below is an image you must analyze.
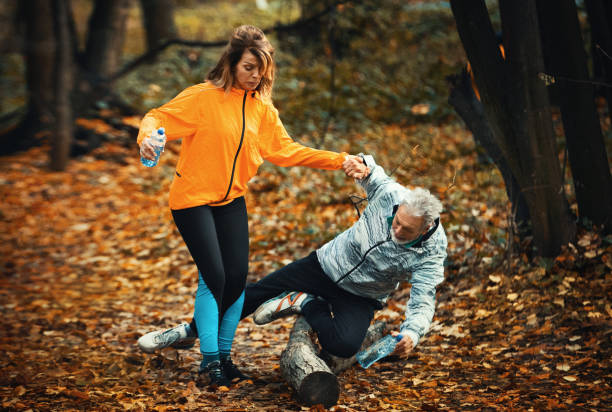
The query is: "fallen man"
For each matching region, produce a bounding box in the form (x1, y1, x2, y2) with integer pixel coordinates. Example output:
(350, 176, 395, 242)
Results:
(242, 154, 447, 360)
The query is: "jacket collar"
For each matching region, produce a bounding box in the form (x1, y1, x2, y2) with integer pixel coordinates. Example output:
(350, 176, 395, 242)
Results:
(205, 81, 259, 99)
(230, 86, 259, 99)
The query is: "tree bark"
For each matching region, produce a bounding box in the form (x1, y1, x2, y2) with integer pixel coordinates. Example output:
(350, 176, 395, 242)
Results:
(450, 0, 576, 256)
(280, 317, 387, 407)
(0, 0, 57, 154)
(447, 68, 531, 232)
(537, 0, 612, 233)
(139, 0, 176, 56)
(280, 317, 339, 408)
(50, 0, 73, 171)
(584, 0, 612, 125)
(83, 0, 132, 79)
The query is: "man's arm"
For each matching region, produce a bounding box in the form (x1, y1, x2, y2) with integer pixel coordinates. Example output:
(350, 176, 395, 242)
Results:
(350, 155, 395, 201)
(397, 253, 446, 352)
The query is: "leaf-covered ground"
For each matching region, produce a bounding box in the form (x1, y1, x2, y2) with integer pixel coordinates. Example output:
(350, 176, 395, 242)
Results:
(1, 122, 611, 411)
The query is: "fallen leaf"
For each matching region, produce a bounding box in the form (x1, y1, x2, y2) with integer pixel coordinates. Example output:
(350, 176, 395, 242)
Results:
(563, 376, 577, 382)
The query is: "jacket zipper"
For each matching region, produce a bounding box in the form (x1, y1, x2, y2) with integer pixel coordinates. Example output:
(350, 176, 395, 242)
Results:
(334, 237, 392, 286)
(217, 90, 248, 203)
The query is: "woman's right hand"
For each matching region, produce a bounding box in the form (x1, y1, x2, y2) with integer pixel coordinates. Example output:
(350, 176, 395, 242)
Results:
(342, 155, 369, 179)
(140, 138, 156, 160)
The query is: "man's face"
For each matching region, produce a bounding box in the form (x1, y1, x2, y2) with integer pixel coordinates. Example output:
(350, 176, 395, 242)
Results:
(234, 50, 262, 91)
(391, 205, 427, 244)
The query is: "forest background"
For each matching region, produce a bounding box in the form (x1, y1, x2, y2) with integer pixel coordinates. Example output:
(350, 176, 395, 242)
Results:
(0, 0, 611, 410)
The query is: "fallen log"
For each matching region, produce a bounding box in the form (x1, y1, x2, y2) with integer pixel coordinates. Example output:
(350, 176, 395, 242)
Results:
(280, 317, 387, 407)
(280, 317, 338, 408)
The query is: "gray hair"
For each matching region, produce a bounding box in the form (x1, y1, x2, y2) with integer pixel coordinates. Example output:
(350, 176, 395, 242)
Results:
(400, 187, 443, 229)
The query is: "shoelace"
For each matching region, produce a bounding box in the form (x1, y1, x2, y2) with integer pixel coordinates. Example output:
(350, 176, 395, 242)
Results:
(202, 361, 225, 381)
(208, 366, 224, 380)
(153, 329, 179, 345)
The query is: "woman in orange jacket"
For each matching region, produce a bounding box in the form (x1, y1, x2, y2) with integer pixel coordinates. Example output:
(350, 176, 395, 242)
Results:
(136, 25, 365, 388)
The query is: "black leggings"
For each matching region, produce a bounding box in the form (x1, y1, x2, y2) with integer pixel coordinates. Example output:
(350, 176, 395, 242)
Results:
(172, 197, 249, 319)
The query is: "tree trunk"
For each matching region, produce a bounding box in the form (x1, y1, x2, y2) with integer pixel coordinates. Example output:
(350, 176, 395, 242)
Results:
(83, 0, 132, 79)
(447, 68, 531, 232)
(537, 0, 612, 233)
(50, 0, 73, 171)
(0, 0, 56, 155)
(139, 0, 176, 54)
(584, 0, 612, 125)
(280, 317, 387, 408)
(499, 0, 576, 256)
(450, 0, 576, 257)
(280, 317, 339, 408)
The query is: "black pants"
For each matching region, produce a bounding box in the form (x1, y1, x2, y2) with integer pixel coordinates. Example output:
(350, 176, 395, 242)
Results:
(172, 197, 249, 328)
(241, 252, 381, 358)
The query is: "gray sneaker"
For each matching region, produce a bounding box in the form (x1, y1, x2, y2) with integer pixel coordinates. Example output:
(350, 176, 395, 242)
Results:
(253, 291, 313, 325)
(137, 323, 196, 353)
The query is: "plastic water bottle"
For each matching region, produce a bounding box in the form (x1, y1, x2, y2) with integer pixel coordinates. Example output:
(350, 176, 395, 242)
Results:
(356, 334, 403, 369)
(140, 127, 166, 167)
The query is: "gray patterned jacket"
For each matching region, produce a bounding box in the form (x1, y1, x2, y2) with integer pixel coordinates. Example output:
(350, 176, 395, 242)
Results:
(316, 155, 447, 346)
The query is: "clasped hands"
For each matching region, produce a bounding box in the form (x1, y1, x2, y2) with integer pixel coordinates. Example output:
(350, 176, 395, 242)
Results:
(342, 155, 370, 179)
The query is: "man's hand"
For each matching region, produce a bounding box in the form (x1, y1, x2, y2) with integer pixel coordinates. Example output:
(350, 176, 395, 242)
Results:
(139, 138, 156, 160)
(391, 330, 414, 358)
(342, 155, 370, 179)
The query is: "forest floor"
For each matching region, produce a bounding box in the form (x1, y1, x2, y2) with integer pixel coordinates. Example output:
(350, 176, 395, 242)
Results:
(1, 121, 611, 411)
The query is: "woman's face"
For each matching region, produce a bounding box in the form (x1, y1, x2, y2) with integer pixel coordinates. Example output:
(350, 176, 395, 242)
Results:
(234, 50, 262, 91)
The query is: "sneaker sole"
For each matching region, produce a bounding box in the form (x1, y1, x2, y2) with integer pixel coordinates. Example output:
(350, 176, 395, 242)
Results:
(138, 341, 159, 354)
(171, 338, 196, 350)
(253, 306, 300, 325)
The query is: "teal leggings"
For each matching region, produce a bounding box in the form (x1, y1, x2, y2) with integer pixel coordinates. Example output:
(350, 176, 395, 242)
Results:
(195, 272, 245, 358)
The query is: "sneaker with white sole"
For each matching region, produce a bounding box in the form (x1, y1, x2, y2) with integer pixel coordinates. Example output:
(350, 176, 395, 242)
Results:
(137, 322, 196, 353)
(253, 291, 312, 325)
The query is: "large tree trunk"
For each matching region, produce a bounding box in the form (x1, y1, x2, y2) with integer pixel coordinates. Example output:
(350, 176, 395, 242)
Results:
(537, 0, 612, 233)
(584, 0, 612, 125)
(139, 0, 176, 55)
(0, 0, 56, 155)
(83, 0, 132, 79)
(451, 0, 576, 257)
(1, 0, 133, 159)
(50, 0, 73, 171)
(499, 0, 576, 255)
(447, 68, 531, 233)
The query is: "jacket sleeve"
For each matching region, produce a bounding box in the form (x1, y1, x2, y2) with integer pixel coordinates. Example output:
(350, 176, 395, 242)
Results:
(356, 155, 395, 201)
(258, 104, 347, 169)
(136, 86, 201, 145)
(399, 249, 446, 347)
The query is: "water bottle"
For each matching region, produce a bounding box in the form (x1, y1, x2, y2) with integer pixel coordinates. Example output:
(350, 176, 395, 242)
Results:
(140, 127, 166, 167)
(356, 333, 403, 369)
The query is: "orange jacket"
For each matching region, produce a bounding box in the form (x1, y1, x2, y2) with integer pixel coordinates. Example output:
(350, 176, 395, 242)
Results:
(137, 82, 347, 210)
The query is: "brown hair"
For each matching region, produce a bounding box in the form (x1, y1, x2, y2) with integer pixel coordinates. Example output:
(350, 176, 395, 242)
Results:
(207, 25, 275, 100)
